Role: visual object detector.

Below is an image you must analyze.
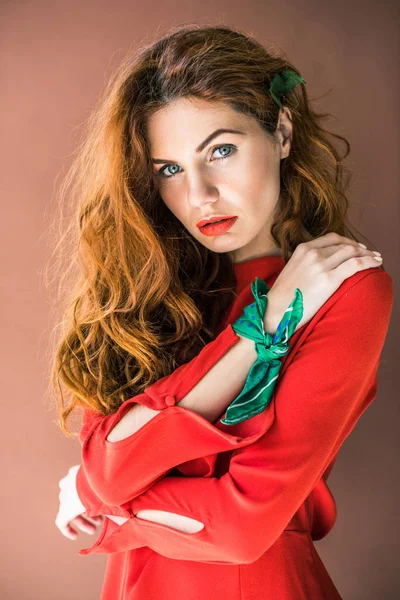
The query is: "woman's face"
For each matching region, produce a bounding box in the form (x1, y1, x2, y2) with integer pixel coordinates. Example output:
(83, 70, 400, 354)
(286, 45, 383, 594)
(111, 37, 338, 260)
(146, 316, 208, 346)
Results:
(146, 96, 292, 263)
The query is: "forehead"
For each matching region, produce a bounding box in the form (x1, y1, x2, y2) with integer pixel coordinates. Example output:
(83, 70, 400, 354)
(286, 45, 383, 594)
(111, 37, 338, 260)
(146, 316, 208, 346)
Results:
(146, 97, 253, 150)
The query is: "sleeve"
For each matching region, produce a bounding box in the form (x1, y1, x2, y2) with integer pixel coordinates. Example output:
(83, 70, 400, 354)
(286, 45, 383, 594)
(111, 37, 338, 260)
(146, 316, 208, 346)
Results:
(78, 269, 394, 564)
(76, 321, 274, 514)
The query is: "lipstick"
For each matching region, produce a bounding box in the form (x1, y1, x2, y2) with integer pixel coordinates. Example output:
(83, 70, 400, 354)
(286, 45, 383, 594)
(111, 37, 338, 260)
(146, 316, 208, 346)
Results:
(197, 216, 238, 236)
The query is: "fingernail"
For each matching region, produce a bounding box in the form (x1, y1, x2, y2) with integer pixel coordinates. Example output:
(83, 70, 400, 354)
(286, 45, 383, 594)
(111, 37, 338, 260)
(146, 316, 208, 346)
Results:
(372, 251, 381, 256)
(374, 256, 383, 261)
(358, 243, 367, 249)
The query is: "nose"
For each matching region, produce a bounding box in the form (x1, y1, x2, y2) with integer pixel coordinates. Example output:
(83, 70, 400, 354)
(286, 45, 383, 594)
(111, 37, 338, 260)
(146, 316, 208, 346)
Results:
(185, 170, 219, 210)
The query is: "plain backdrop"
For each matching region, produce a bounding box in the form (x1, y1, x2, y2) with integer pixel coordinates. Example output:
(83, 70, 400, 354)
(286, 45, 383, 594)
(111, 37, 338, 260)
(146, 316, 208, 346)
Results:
(1, 1, 399, 598)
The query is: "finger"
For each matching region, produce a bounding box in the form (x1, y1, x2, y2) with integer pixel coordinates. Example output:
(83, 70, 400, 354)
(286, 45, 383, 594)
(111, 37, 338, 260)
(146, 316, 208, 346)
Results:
(85, 515, 104, 525)
(58, 523, 78, 540)
(307, 232, 364, 250)
(81, 515, 104, 531)
(330, 253, 383, 284)
(319, 243, 376, 264)
(324, 245, 382, 271)
(71, 515, 97, 534)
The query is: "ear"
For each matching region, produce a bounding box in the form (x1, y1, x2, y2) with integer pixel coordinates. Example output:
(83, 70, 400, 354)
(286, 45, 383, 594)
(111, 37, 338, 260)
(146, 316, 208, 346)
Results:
(276, 106, 293, 159)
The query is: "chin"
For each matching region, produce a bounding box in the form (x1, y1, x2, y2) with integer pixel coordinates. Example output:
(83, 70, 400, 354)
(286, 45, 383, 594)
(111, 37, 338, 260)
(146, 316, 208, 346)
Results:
(201, 237, 242, 254)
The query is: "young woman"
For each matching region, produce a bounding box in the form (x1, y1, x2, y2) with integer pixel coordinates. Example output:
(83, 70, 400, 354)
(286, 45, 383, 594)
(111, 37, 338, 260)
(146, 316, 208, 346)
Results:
(51, 24, 393, 600)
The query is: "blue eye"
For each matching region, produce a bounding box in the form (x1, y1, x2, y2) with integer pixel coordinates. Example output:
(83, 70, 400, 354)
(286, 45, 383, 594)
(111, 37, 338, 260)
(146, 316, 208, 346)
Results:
(155, 144, 237, 180)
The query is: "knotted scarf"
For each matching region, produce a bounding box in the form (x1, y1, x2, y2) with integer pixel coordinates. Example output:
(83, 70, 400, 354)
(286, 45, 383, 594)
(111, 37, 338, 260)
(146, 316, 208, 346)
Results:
(220, 277, 303, 425)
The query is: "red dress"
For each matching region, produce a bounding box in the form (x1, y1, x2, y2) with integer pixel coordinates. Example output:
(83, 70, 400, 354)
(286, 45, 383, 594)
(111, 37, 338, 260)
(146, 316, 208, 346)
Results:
(76, 255, 393, 599)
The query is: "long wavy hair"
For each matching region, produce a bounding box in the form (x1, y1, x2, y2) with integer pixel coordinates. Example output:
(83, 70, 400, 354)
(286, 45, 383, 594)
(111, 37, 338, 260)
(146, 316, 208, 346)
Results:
(44, 23, 379, 436)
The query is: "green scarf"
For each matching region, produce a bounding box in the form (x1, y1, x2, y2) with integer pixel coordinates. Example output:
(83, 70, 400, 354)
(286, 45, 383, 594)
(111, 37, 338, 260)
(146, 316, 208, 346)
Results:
(220, 277, 303, 425)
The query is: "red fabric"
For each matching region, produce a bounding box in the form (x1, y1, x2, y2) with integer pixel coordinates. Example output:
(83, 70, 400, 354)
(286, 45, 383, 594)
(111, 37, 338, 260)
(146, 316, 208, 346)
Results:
(76, 256, 393, 599)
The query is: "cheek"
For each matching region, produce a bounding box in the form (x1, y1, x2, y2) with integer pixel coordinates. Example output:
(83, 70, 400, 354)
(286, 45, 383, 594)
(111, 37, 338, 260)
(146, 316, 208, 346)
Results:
(245, 159, 279, 202)
(231, 150, 273, 190)
(159, 188, 187, 221)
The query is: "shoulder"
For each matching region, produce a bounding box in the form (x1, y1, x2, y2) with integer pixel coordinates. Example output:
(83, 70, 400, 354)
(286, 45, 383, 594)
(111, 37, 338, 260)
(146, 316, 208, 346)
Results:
(322, 266, 393, 323)
(319, 266, 394, 349)
(284, 266, 394, 367)
(79, 406, 103, 445)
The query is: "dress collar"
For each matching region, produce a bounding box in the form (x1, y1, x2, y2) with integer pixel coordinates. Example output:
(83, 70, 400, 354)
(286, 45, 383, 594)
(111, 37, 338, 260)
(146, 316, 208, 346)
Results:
(233, 254, 286, 294)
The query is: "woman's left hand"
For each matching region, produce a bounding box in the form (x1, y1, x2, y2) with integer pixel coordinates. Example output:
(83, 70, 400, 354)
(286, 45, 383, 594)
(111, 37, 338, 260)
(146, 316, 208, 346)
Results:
(55, 464, 105, 540)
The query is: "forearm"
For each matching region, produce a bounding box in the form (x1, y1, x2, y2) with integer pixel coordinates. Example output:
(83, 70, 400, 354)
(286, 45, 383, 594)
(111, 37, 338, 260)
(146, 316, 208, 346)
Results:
(104, 510, 202, 533)
(105, 514, 128, 525)
(106, 334, 258, 441)
(104, 305, 275, 531)
(106, 289, 288, 444)
(77, 290, 288, 509)
(77, 324, 265, 508)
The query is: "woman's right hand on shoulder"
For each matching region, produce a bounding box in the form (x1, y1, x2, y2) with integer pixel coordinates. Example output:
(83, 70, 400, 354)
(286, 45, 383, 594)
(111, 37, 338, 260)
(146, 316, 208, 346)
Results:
(264, 232, 383, 334)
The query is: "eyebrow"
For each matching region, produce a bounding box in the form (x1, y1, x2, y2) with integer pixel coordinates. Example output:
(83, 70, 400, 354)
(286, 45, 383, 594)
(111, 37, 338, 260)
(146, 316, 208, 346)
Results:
(151, 128, 245, 164)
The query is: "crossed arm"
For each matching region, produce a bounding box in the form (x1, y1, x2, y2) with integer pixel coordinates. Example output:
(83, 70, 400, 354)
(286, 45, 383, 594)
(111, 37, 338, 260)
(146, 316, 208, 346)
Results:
(77, 270, 394, 562)
(77, 322, 265, 531)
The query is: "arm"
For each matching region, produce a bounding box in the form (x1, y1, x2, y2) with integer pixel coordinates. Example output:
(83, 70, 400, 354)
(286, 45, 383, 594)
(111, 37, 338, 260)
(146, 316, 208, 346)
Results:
(79, 269, 394, 564)
(76, 277, 300, 513)
(76, 323, 245, 512)
(76, 283, 289, 512)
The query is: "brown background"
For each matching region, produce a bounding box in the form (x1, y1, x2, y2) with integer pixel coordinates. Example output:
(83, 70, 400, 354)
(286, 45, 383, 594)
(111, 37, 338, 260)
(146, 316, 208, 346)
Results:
(1, 1, 398, 598)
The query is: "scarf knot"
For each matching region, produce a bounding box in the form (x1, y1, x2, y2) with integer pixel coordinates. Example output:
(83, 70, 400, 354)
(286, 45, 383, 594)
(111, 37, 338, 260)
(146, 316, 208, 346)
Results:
(221, 277, 303, 426)
(256, 338, 290, 362)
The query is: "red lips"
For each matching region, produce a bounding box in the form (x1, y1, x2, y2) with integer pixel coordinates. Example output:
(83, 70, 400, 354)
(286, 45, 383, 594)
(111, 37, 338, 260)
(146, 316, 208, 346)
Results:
(197, 216, 238, 236)
(196, 215, 236, 228)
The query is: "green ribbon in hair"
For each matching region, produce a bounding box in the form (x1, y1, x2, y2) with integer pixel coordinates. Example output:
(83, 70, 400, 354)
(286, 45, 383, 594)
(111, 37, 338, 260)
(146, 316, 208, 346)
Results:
(220, 277, 303, 426)
(269, 69, 306, 109)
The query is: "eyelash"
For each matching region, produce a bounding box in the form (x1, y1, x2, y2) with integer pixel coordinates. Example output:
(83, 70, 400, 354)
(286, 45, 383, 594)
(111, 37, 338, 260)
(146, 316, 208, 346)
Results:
(155, 144, 237, 179)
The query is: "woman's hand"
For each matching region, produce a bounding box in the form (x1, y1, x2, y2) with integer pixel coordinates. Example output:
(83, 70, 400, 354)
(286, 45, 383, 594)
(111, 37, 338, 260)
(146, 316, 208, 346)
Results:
(55, 464, 104, 540)
(264, 232, 383, 334)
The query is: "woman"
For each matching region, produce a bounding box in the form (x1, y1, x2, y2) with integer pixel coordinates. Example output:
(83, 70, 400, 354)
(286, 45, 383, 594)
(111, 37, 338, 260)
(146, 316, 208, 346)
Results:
(51, 24, 393, 599)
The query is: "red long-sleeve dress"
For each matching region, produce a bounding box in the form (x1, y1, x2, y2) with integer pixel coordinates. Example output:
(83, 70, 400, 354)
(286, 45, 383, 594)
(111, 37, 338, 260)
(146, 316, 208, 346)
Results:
(76, 254, 393, 599)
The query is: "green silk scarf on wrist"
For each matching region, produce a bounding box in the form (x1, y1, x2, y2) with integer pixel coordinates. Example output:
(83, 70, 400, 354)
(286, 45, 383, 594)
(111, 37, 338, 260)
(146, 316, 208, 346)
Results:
(220, 277, 304, 426)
